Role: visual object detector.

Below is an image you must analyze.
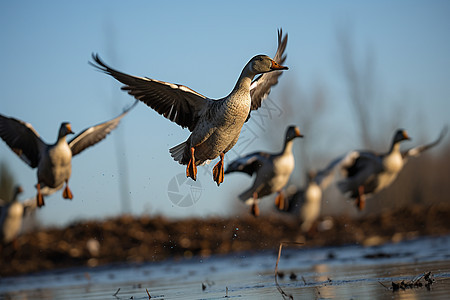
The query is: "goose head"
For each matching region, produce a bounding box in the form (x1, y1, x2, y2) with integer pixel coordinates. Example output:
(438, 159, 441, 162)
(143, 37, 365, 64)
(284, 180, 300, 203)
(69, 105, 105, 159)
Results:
(285, 125, 303, 142)
(58, 122, 74, 139)
(393, 129, 411, 144)
(249, 55, 288, 75)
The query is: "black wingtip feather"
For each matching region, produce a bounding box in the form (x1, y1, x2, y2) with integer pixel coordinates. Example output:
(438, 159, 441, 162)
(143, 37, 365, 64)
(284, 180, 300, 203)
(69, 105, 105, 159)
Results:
(88, 53, 110, 74)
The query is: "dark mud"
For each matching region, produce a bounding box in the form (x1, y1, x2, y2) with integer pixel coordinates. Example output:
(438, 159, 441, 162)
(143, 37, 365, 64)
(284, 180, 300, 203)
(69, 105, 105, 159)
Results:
(1, 203, 450, 277)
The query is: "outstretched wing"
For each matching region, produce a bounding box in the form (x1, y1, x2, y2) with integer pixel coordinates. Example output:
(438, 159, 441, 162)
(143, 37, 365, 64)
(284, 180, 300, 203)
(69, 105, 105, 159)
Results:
(402, 125, 448, 159)
(90, 54, 210, 131)
(224, 152, 268, 176)
(0, 114, 45, 168)
(68, 100, 137, 157)
(249, 29, 288, 111)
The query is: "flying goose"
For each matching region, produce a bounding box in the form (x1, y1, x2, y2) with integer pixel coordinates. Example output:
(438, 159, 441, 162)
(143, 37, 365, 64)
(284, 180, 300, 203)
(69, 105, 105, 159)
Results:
(335, 127, 447, 210)
(224, 126, 303, 216)
(0, 186, 36, 244)
(279, 166, 336, 232)
(0, 101, 137, 207)
(90, 29, 288, 186)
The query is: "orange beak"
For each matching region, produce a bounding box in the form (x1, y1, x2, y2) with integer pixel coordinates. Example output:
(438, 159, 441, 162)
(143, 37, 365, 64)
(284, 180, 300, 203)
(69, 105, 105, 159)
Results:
(66, 124, 74, 134)
(403, 130, 411, 140)
(295, 127, 303, 138)
(271, 60, 288, 70)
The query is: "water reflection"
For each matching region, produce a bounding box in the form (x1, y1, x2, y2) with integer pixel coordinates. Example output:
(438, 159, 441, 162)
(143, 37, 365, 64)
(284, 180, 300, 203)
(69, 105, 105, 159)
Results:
(1, 236, 449, 299)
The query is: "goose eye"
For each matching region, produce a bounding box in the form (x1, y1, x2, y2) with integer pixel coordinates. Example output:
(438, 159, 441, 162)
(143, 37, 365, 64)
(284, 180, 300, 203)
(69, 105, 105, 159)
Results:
(259, 57, 263, 61)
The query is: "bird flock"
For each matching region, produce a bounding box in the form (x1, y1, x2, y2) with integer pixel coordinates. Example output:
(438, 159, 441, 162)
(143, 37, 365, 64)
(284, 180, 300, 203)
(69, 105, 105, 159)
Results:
(0, 29, 447, 244)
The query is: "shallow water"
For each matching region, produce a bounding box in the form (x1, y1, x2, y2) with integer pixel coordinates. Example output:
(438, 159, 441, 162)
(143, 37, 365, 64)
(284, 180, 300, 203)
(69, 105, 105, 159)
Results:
(1, 235, 450, 299)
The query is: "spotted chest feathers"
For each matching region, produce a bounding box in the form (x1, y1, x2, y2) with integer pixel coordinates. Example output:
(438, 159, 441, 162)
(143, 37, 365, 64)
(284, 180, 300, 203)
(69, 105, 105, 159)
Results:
(192, 94, 251, 161)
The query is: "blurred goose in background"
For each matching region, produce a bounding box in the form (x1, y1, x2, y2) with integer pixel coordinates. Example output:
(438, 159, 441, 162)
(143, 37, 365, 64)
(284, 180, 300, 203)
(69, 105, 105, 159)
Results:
(90, 29, 288, 186)
(224, 126, 303, 216)
(0, 186, 36, 245)
(279, 166, 337, 233)
(333, 126, 447, 210)
(0, 101, 137, 207)
(337, 129, 411, 210)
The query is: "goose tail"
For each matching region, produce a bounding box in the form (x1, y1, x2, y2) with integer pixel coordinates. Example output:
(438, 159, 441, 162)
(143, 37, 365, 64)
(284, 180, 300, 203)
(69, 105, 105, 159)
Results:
(169, 141, 188, 165)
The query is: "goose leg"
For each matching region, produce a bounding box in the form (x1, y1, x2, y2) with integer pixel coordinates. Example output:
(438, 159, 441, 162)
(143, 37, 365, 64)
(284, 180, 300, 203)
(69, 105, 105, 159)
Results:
(212, 153, 225, 186)
(62, 180, 73, 199)
(250, 192, 260, 217)
(36, 183, 45, 207)
(186, 147, 197, 181)
(275, 190, 286, 210)
(356, 185, 365, 211)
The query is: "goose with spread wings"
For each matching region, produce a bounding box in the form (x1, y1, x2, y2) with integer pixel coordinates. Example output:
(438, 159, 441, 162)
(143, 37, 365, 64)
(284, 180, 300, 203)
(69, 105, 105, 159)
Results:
(224, 126, 303, 216)
(335, 126, 447, 210)
(90, 29, 288, 186)
(0, 101, 137, 207)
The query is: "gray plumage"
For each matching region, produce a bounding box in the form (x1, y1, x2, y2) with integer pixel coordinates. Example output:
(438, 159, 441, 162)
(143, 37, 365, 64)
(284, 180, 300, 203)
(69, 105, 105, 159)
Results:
(225, 126, 303, 207)
(322, 126, 447, 210)
(0, 101, 136, 206)
(89, 30, 288, 175)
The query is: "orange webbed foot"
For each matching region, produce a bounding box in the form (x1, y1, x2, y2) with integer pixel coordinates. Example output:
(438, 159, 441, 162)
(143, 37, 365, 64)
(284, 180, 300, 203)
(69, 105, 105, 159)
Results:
(36, 183, 45, 207)
(250, 192, 259, 217)
(275, 191, 286, 210)
(356, 185, 365, 211)
(251, 202, 260, 217)
(212, 153, 225, 186)
(63, 183, 73, 200)
(186, 147, 197, 181)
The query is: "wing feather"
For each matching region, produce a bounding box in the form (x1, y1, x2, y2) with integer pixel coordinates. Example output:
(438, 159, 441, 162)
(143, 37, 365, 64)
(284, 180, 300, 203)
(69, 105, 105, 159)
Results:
(0, 114, 44, 168)
(249, 29, 288, 111)
(90, 54, 209, 131)
(225, 152, 268, 176)
(402, 125, 448, 159)
(68, 100, 137, 157)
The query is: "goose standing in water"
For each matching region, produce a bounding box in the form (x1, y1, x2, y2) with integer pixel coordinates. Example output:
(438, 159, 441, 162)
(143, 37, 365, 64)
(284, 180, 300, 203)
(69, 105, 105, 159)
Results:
(225, 126, 303, 216)
(90, 30, 288, 186)
(0, 101, 137, 207)
(0, 186, 35, 245)
(335, 127, 447, 210)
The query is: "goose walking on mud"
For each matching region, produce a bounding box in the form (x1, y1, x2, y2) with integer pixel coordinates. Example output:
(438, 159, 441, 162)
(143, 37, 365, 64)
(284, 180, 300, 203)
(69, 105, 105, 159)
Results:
(225, 126, 303, 216)
(90, 30, 288, 186)
(0, 101, 137, 207)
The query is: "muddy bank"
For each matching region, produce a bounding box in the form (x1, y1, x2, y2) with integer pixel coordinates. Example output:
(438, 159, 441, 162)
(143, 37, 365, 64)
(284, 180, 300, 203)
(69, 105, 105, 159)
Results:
(1, 203, 450, 277)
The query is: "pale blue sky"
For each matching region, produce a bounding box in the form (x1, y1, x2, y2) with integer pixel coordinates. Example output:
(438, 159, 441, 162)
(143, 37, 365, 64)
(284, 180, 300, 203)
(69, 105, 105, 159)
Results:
(1, 1, 449, 226)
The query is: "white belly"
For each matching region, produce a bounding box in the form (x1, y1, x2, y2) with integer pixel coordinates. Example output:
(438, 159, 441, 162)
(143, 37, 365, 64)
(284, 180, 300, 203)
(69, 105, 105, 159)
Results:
(375, 172, 399, 192)
(38, 143, 72, 188)
(377, 152, 404, 192)
(2, 202, 24, 243)
(271, 154, 295, 191)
